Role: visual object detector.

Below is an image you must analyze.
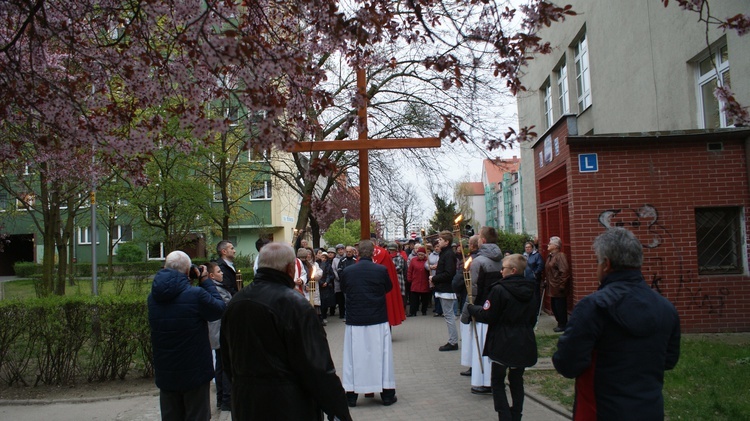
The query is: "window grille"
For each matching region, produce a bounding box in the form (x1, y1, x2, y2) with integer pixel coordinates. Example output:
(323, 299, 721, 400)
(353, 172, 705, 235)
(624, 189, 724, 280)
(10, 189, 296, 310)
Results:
(695, 207, 744, 274)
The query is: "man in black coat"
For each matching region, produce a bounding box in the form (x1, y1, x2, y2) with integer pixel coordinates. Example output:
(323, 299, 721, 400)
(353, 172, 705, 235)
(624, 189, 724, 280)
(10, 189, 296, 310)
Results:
(430, 230, 458, 351)
(466, 253, 538, 421)
(552, 228, 680, 420)
(220, 242, 352, 421)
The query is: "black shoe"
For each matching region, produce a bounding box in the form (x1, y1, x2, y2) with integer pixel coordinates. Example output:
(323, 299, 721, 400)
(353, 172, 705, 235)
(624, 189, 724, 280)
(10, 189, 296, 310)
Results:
(422, 312, 427, 316)
(433, 313, 443, 317)
(471, 386, 492, 395)
(382, 396, 398, 406)
(439, 342, 459, 351)
(553, 326, 565, 333)
(460, 368, 472, 376)
(407, 313, 417, 317)
(346, 393, 357, 407)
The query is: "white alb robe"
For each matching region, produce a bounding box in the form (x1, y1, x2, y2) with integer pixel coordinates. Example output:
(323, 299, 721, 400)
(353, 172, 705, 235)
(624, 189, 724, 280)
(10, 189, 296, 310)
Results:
(342, 322, 395, 393)
(461, 321, 491, 387)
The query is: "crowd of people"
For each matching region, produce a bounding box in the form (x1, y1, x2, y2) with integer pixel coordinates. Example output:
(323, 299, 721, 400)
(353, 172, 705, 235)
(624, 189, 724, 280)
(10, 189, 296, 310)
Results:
(147, 226, 680, 420)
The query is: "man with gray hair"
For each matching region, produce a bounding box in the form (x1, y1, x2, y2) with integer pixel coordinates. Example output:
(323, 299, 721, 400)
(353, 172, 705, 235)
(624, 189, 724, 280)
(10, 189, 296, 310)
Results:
(553, 228, 681, 420)
(221, 242, 352, 420)
(148, 250, 227, 420)
(544, 235, 570, 332)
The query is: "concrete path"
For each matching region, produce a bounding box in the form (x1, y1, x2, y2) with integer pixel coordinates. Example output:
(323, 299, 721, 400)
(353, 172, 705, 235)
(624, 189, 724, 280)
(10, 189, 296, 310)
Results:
(0, 311, 572, 421)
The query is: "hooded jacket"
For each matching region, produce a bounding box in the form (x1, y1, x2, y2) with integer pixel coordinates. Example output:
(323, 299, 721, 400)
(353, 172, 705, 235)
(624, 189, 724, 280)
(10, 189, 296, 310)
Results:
(147, 268, 226, 392)
(220, 267, 352, 421)
(552, 270, 681, 421)
(469, 243, 503, 305)
(468, 274, 538, 368)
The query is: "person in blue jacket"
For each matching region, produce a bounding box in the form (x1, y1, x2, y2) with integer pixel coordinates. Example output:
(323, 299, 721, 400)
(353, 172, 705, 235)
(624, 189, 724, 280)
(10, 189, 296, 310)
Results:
(148, 250, 227, 421)
(553, 228, 681, 420)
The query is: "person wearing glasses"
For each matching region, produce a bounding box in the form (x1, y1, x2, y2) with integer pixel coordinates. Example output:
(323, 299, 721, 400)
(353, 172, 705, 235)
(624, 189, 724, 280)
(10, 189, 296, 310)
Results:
(464, 253, 537, 421)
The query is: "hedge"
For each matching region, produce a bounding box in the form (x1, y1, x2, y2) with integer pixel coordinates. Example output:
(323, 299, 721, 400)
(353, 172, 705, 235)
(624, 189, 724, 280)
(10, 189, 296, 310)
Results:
(13, 262, 166, 278)
(0, 295, 153, 387)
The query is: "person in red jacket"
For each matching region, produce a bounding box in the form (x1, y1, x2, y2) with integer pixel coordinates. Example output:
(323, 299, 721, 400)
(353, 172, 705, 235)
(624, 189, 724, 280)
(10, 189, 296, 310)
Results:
(407, 247, 431, 316)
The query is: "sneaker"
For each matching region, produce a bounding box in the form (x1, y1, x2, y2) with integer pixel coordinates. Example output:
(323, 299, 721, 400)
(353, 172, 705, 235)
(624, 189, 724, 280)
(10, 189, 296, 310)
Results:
(553, 326, 565, 333)
(460, 368, 472, 376)
(471, 386, 492, 395)
(439, 342, 459, 351)
(433, 313, 443, 317)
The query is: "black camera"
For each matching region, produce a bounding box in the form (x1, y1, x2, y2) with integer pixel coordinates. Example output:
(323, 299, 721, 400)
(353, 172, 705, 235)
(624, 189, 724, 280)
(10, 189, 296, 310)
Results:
(189, 264, 205, 281)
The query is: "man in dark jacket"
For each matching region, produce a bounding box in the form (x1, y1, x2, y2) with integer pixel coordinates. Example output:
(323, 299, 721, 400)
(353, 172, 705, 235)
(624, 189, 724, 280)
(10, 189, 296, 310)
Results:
(148, 250, 227, 421)
(340, 240, 397, 407)
(220, 242, 352, 421)
(430, 230, 458, 351)
(216, 240, 238, 295)
(553, 227, 681, 420)
(466, 253, 538, 421)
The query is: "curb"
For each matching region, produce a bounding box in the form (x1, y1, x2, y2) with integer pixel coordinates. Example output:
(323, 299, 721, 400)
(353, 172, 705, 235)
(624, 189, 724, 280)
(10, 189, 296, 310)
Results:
(0, 390, 159, 406)
(525, 389, 573, 419)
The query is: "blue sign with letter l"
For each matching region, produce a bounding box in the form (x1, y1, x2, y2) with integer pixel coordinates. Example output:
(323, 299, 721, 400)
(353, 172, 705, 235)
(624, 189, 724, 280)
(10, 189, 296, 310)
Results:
(578, 153, 598, 173)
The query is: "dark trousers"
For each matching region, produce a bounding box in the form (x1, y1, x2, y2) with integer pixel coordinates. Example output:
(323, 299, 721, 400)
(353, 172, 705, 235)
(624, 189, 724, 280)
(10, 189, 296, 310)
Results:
(551, 296, 568, 327)
(335, 291, 346, 318)
(491, 363, 525, 420)
(214, 349, 231, 407)
(434, 292, 443, 314)
(409, 291, 431, 315)
(159, 382, 211, 421)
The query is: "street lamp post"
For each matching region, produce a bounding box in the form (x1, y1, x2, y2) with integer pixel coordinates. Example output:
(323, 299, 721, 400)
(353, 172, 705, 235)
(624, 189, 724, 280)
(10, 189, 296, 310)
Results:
(342, 208, 348, 230)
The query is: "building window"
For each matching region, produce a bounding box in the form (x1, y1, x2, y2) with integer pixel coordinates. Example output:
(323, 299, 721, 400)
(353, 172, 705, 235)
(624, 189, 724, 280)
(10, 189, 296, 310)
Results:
(16, 193, 35, 210)
(0, 192, 8, 211)
(148, 243, 165, 260)
(574, 32, 592, 112)
(250, 180, 272, 200)
(542, 80, 553, 129)
(249, 147, 269, 162)
(115, 225, 132, 243)
(78, 226, 100, 245)
(557, 61, 570, 114)
(695, 207, 744, 275)
(697, 44, 730, 129)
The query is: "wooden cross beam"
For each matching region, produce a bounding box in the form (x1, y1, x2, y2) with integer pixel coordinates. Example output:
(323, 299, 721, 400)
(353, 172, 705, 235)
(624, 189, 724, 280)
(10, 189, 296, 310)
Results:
(288, 69, 440, 240)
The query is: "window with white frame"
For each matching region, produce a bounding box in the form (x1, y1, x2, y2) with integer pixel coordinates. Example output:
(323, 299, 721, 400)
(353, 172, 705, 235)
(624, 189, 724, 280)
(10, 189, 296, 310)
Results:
(16, 193, 35, 210)
(114, 225, 133, 243)
(697, 44, 730, 129)
(574, 32, 592, 112)
(556, 61, 570, 114)
(250, 180, 272, 200)
(78, 226, 100, 245)
(249, 147, 269, 162)
(543, 80, 553, 129)
(148, 243, 165, 260)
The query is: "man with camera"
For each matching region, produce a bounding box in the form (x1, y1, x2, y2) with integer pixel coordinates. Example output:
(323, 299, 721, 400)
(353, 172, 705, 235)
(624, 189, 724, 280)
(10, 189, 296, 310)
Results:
(148, 250, 227, 421)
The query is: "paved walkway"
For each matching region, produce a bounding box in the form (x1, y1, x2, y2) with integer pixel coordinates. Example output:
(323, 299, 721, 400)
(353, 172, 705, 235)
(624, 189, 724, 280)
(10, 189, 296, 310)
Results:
(0, 311, 572, 421)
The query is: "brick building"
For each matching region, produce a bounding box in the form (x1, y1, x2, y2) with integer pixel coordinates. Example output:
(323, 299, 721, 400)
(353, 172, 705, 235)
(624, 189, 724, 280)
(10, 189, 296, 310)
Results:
(534, 115, 750, 333)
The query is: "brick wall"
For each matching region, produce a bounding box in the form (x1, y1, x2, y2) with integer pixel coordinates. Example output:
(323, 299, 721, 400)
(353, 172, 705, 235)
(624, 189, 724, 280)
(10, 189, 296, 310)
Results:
(565, 138, 750, 333)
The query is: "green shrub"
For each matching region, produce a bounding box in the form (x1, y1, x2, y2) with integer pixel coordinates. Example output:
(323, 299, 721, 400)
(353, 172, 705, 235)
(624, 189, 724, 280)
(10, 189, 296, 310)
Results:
(496, 231, 533, 255)
(12, 262, 37, 278)
(0, 295, 150, 387)
(115, 243, 145, 263)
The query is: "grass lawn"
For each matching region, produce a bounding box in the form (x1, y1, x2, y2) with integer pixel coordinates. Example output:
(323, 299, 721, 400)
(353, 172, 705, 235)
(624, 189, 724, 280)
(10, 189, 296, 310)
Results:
(527, 333, 750, 419)
(1, 277, 151, 300)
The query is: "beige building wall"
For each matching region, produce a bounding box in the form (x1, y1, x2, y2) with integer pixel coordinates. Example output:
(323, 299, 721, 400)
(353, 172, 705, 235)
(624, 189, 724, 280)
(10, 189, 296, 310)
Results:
(518, 0, 749, 236)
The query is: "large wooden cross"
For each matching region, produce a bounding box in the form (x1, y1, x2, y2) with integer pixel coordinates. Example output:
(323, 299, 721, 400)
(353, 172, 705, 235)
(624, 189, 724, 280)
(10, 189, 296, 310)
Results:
(289, 69, 440, 240)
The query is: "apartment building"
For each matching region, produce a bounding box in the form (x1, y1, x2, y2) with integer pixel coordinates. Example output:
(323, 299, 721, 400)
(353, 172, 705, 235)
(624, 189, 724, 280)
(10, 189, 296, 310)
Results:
(516, 0, 750, 332)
